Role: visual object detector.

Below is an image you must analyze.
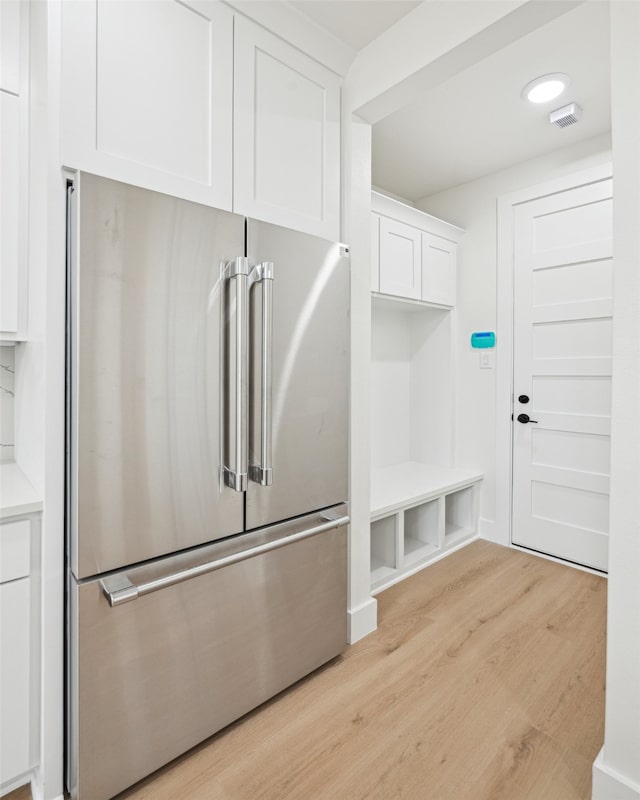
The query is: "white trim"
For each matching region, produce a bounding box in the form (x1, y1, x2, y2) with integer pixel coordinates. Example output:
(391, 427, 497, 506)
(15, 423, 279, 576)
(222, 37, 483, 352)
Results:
(593, 748, 640, 800)
(371, 534, 480, 596)
(495, 163, 613, 551)
(1, 771, 32, 798)
(478, 517, 499, 543)
(511, 544, 607, 578)
(222, 1, 354, 77)
(372, 190, 464, 243)
(347, 597, 377, 644)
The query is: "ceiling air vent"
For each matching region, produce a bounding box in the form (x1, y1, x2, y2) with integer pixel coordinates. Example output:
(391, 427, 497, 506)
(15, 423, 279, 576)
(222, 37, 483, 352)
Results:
(550, 102, 583, 128)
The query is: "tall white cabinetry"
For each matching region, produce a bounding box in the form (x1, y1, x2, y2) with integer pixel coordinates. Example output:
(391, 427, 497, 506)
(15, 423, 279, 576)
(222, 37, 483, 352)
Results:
(60, 0, 341, 240)
(369, 192, 482, 592)
(0, 466, 42, 796)
(0, 0, 28, 339)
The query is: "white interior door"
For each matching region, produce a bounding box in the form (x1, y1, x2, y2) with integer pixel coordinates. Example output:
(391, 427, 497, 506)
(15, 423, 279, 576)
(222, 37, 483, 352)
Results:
(512, 177, 613, 571)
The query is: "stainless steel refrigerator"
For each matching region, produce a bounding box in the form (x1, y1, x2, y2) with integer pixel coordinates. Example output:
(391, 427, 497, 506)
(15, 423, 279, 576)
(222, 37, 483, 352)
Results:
(66, 173, 350, 800)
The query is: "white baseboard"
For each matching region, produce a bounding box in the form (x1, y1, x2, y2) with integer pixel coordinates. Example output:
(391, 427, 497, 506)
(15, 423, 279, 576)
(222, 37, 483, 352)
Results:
(478, 517, 508, 546)
(593, 748, 640, 800)
(1, 771, 32, 798)
(348, 597, 377, 643)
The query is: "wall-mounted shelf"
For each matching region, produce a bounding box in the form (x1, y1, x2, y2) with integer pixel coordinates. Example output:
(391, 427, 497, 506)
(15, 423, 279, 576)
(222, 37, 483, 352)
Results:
(370, 463, 483, 593)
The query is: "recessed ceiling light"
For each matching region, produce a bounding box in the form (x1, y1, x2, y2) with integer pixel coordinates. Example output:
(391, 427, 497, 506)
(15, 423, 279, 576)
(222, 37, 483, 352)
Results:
(521, 73, 570, 104)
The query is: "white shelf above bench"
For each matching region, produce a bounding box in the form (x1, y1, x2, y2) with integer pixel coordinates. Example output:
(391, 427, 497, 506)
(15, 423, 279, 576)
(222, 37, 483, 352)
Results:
(370, 462, 483, 593)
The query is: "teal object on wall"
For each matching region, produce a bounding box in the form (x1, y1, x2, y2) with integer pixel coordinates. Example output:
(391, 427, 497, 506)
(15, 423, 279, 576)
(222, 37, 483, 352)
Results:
(470, 331, 496, 349)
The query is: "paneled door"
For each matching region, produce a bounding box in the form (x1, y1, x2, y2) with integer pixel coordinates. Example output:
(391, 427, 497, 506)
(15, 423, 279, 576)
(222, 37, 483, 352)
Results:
(512, 177, 613, 571)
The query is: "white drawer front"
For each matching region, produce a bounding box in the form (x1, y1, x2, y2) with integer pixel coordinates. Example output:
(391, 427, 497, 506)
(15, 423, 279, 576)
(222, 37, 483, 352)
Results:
(0, 519, 30, 582)
(0, 577, 31, 784)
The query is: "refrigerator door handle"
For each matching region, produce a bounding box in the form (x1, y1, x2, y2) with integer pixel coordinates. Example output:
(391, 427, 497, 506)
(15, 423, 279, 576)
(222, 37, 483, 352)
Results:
(100, 512, 350, 607)
(223, 257, 249, 492)
(249, 262, 274, 486)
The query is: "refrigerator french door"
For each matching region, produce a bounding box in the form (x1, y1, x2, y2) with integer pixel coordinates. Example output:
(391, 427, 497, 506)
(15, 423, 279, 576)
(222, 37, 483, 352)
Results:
(66, 173, 350, 800)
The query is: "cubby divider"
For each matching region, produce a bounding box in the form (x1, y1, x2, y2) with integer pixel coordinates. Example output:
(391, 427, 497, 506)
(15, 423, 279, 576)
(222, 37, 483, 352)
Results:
(370, 463, 483, 593)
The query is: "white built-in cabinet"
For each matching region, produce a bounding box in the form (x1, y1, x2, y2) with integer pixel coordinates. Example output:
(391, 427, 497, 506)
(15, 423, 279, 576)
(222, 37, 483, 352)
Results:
(0, 0, 28, 340)
(233, 16, 340, 239)
(378, 217, 422, 299)
(372, 191, 461, 307)
(422, 232, 456, 307)
(61, 0, 341, 240)
(0, 513, 39, 793)
(369, 192, 481, 592)
(61, 0, 234, 210)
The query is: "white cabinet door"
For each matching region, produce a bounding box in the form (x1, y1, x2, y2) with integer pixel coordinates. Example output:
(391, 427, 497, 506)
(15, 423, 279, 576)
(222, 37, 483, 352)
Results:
(0, 0, 20, 94)
(0, 577, 30, 785)
(421, 233, 456, 306)
(512, 177, 613, 571)
(379, 218, 421, 300)
(0, 90, 19, 334)
(371, 214, 380, 292)
(61, 0, 233, 210)
(233, 15, 340, 240)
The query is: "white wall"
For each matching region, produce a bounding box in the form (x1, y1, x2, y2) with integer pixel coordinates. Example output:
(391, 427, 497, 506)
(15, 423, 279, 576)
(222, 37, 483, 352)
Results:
(592, 2, 640, 797)
(370, 306, 412, 468)
(415, 132, 612, 540)
(342, 113, 378, 642)
(370, 304, 453, 471)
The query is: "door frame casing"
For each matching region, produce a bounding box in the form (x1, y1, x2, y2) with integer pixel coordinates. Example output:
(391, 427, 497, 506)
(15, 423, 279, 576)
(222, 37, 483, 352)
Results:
(495, 162, 613, 552)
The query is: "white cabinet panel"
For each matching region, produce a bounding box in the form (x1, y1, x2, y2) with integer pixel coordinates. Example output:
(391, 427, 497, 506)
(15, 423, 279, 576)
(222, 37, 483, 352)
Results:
(371, 214, 380, 292)
(379, 217, 421, 300)
(62, 0, 233, 210)
(0, 90, 19, 334)
(0, 1, 20, 94)
(0, 577, 30, 785)
(0, 519, 30, 582)
(234, 15, 340, 239)
(421, 232, 456, 307)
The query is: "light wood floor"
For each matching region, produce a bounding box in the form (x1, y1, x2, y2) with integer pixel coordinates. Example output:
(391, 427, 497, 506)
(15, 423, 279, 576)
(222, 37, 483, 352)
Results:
(6, 540, 606, 800)
(113, 541, 606, 800)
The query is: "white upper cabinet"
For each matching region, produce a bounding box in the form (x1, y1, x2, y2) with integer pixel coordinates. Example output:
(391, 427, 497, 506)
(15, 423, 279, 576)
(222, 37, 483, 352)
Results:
(422, 232, 456, 306)
(0, 91, 20, 334)
(379, 217, 422, 300)
(372, 192, 463, 308)
(0, 0, 27, 339)
(61, 0, 234, 210)
(233, 15, 341, 240)
(61, 3, 342, 237)
(0, 1, 21, 94)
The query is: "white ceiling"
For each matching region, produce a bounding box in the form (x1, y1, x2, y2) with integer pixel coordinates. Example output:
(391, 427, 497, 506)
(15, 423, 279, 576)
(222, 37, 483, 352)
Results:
(288, 0, 420, 52)
(371, 1, 611, 201)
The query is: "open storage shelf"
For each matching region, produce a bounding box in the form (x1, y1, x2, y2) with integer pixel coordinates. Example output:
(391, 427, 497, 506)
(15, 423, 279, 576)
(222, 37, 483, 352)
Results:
(403, 499, 440, 564)
(369, 251, 482, 593)
(371, 516, 398, 586)
(444, 486, 475, 545)
(370, 463, 482, 593)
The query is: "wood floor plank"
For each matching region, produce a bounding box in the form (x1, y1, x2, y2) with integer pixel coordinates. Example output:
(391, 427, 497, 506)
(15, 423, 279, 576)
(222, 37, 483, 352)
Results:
(116, 541, 606, 800)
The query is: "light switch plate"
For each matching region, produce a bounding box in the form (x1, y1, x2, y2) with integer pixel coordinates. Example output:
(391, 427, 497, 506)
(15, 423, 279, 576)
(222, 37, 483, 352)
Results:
(479, 351, 494, 369)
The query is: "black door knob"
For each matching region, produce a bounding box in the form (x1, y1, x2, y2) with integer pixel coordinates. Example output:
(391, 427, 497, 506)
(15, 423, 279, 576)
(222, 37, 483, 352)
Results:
(518, 394, 530, 404)
(517, 413, 538, 424)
